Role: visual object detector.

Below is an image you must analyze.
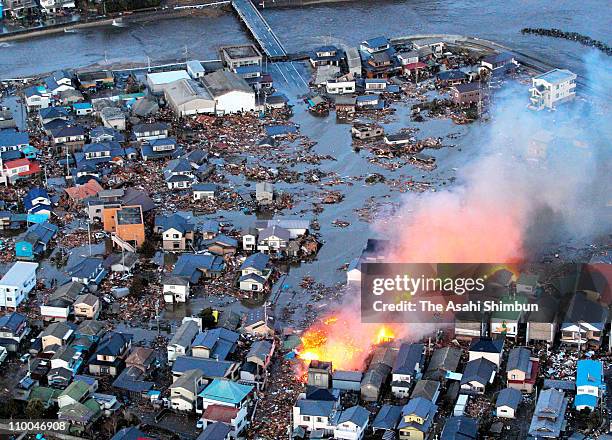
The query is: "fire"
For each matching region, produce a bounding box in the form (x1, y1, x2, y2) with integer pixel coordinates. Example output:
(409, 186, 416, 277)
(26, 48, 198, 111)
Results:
(296, 313, 398, 374)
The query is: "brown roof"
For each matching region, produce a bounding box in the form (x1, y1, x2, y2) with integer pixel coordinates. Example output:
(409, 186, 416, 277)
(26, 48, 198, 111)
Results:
(202, 404, 238, 423)
(126, 347, 155, 368)
(65, 179, 104, 201)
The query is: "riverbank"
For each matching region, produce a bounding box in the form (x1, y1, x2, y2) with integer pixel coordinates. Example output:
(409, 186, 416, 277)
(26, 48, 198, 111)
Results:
(0, 5, 227, 43)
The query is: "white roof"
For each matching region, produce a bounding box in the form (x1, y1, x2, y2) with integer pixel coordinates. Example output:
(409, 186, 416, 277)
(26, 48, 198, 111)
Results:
(0, 262, 38, 286)
(147, 70, 190, 86)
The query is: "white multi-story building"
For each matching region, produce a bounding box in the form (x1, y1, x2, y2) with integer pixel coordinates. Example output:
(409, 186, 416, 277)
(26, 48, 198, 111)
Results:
(0, 262, 38, 308)
(529, 68, 576, 110)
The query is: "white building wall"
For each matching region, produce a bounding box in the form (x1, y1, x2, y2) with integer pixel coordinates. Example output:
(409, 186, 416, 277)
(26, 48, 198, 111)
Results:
(216, 91, 256, 114)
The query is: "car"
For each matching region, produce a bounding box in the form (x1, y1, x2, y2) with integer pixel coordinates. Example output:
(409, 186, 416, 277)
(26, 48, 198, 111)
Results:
(94, 232, 107, 239)
(19, 353, 31, 363)
(196, 420, 205, 429)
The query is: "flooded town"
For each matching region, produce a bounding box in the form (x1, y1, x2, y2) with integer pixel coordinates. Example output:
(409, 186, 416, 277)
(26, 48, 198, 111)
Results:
(0, 0, 610, 439)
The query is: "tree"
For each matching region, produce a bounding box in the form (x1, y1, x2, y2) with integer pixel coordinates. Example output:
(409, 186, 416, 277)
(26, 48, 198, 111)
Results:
(25, 399, 45, 419)
(199, 307, 217, 329)
(139, 239, 156, 259)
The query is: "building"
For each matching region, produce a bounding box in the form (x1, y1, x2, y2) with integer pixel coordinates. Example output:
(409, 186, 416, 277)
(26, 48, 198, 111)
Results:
(0, 312, 29, 352)
(506, 347, 538, 392)
(480, 52, 517, 76)
(575, 359, 604, 411)
(529, 69, 577, 110)
(255, 182, 274, 205)
(186, 60, 206, 79)
(528, 389, 568, 439)
(191, 328, 239, 361)
(292, 394, 336, 434)
(66, 256, 106, 288)
(197, 379, 253, 422)
(201, 70, 256, 115)
(103, 205, 145, 249)
(372, 404, 401, 435)
(88, 331, 132, 377)
(164, 79, 216, 117)
(450, 82, 482, 105)
(77, 70, 114, 89)
(496, 387, 521, 419)
(391, 343, 424, 398)
(398, 397, 437, 440)
(0, 261, 38, 309)
(100, 107, 126, 131)
(424, 347, 461, 381)
(351, 123, 383, 140)
(526, 295, 560, 344)
(168, 320, 199, 363)
(163, 276, 190, 304)
(220, 44, 263, 70)
(326, 77, 356, 95)
(133, 122, 169, 142)
(73, 293, 100, 320)
(39, 282, 82, 322)
(410, 380, 440, 403)
(468, 337, 504, 367)
(146, 70, 191, 94)
(193, 183, 217, 201)
(170, 368, 205, 411)
(440, 416, 478, 440)
(460, 358, 496, 395)
(41, 321, 74, 350)
(560, 291, 608, 348)
(333, 405, 370, 440)
(15, 222, 58, 261)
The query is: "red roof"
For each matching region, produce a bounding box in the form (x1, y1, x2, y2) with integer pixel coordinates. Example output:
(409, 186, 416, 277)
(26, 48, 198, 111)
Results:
(403, 62, 427, 70)
(18, 162, 41, 176)
(4, 158, 30, 169)
(508, 360, 539, 385)
(202, 404, 238, 423)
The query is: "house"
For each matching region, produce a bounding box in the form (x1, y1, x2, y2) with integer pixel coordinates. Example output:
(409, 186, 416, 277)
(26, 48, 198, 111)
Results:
(73, 102, 93, 116)
(333, 405, 370, 440)
(156, 212, 196, 252)
(246, 340, 274, 372)
(100, 107, 126, 131)
(201, 70, 256, 115)
(308, 360, 333, 388)
(242, 307, 273, 336)
(24, 85, 51, 110)
(58, 398, 102, 433)
(481, 52, 518, 76)
(193, 183, 218, 201)
(205, 235, 238, 256)
(257, 225, 290, 254)
(239, 252, 271, 293)
(141, 137, 179, 161)
(255, 182, 274, 205)
(398, 397, 437, 440)
(172, 253, 225, 282)
(450, 82, 482, 105)
(360, 36, 390, 54)
(361, 346, 395, 401)
(133, 122, 169, 141)
(167, 320, 199, 363)
(460, 358, 496, 395)
(575, 359, 604, 411)
(103, 252, 138, 274)
(410, 380, 440, 403)
(529, 69, 577, 110)
(220, 44, 263, 70)
(58, 380, 90, 409)
(526, 295, 560, 343)
(170, 368, 205, 411)
(77, 70, 114, 89)
(40, 281, 84, 322)
(468, 337, 504, 367)
(310, 45, 343, 67)
(326, 77, 356, 95)
(437, 69, 467, 86)
(66, 256, 107, 289)
(528, 389, 568, 439)
(73, 293, 100, 320)
(391, 343, 424, 398)
(424, 347, 461, 381)
(351, 123, 383, 140)
(50, 124, 86, 145)
(335, 95, 357, 114)
(1, 158, 41, 184)
(146, 70, 191, 94)
(560, 291, 608, 348)
(111, 427, 150, 440)
(506, 347, 538, 392)
(197, 421, 231, 440)
(496, 387, 521, 419)
(491, 295, 528, 338)
(0, 312, 29, 352)
(0, 131, 29, 152)
(112, 365, 155, 401)
(292, 394, 337, 434)
(197, 378, 253, 415)
(255, 218, 309, 239)
(192, 328, 239, 361)
(15, 222, 58, 261)
(0, 261, 38, 309)
(440, 416, 478, 440)
(173, 356, 239, 383)
(88, 331, 132, 376)
(75, 320, 105, 343)
(125, 346, 157, 374)
(164, 158, 194, 190)
(516, 273, 539, 295)
(186, 60, 206, 79)
(163, 276, 191, 304)
(23, 187, 51, 215)
(64, 179, 104, 202)
(41, 321, 74, 350)
(371, 404, 401, 435)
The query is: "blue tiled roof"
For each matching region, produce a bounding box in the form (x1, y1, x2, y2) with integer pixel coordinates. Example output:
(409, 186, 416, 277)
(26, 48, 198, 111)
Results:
(240, 252, 269, 272)
(173, 356, 235, 378)
(0, 131, 29, 148)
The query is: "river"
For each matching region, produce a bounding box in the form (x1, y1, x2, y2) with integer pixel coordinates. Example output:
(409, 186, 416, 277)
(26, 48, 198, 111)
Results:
(0, 0, 609, 79)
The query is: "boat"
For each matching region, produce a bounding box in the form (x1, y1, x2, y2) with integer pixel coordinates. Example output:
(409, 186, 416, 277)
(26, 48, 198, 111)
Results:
(112, 18, 126, 27)
(63, 28, 77, 33)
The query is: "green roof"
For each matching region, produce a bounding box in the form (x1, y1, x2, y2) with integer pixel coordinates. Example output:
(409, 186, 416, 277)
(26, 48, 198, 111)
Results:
(59, 380, 89, 402)
(30, 386, 61, 403)
(198, 379, 253, 405)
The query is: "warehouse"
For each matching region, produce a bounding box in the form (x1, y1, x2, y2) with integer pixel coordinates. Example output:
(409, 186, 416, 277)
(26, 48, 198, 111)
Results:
(201, 70, 256, 115)
(146, 70, 191, 94)
(164, 79, 216, 117)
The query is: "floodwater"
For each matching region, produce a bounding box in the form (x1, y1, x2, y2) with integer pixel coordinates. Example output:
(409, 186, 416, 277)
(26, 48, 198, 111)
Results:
(1, 0, 608, 322)
(0, 0, 609, 79)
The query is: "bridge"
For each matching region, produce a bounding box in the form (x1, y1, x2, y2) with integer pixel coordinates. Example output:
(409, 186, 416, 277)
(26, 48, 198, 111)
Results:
(232, 0, 287, 60)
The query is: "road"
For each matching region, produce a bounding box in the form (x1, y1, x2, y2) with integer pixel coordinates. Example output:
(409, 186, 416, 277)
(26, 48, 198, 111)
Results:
(232, 0, 286, 59)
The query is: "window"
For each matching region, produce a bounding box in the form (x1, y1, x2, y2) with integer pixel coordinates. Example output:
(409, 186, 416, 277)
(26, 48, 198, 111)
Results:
(173, 243, 180, 249)
(302, 416, 310, 422)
